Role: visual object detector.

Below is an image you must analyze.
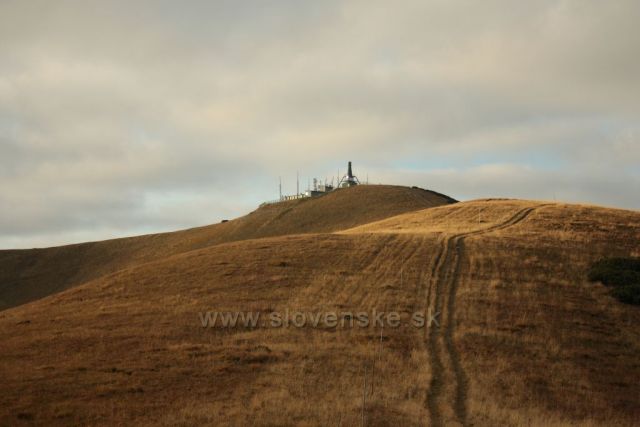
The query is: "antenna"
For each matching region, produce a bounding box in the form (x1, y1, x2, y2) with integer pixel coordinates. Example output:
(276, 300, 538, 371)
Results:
(279, 176, 282, 200)
(296, 171, 299, 196)
(337, 160, 360, 188)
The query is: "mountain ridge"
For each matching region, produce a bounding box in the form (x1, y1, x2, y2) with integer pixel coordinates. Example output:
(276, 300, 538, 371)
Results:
(0, 196, 638, 425)
(0, 184, 456, 311)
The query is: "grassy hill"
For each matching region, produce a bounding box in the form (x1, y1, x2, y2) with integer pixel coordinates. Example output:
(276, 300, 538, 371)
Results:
(0, 190, 639, 426)
(0, 185, 455, 311)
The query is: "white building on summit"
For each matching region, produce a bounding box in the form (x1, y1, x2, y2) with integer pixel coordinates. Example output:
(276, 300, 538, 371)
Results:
(262, 161, 364, 206)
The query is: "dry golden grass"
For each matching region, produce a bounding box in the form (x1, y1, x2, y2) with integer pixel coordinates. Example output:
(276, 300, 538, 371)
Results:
(0, 185, 454, 311)
(0, 193, 638, 426)
(0, 233, 437, 426)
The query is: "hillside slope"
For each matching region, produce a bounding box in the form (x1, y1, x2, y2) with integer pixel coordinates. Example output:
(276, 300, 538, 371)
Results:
(0, 185, 455, 311)
(0, 199, 638, 426)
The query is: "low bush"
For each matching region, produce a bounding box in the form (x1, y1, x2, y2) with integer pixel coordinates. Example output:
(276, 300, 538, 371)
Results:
(610, 285, 640, 305)
(588, 267, 640, 287)
(588, 257, 640, 305)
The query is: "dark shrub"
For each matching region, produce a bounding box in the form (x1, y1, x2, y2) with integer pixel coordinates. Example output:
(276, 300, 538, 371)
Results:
(588, 267, 640, 286)
(590, 257, 640, 271)
(588, 257, 640, 305)
(610, 285, 640, 305)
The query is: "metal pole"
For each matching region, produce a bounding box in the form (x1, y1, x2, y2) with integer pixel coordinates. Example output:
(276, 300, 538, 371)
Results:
(362, 365, 367, 427)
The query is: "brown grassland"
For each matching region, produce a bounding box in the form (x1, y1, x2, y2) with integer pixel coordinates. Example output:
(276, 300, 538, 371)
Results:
(0, 186, 638, 426)
(0, 185, 453, 311)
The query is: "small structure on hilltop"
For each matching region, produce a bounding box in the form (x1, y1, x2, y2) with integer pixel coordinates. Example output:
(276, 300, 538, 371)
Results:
(261, 161, 363, 206)
(304, 178, 334, 197)
(337, 161, 360, 188)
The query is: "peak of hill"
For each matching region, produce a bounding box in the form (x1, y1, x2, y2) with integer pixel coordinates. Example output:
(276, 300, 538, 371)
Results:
(0, 199, 638, 425)
(0, 184, 455, 310)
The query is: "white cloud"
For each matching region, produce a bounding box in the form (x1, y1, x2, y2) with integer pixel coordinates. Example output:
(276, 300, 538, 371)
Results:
(0, 0, 639, 248)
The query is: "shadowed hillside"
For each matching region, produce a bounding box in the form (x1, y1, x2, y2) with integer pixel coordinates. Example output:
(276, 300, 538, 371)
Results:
(0, 197, 638, 426)
(0, 185, 455, 310)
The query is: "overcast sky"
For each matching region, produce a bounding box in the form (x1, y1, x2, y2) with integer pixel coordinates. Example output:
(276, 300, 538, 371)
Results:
(1, 0, 639, 248)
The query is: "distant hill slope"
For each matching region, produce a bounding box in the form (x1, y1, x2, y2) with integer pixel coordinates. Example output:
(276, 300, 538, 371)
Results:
(345, 198, 640, 243)
(0, 200, 638, 426)
(0, 185, 456, 310)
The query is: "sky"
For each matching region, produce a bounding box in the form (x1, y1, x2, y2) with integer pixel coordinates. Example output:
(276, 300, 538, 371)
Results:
(1, 0, 639, 249)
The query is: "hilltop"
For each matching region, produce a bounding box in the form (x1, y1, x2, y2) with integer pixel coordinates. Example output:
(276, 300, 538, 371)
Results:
(0, 189, 639, 426)
(0, 185, 455, 311)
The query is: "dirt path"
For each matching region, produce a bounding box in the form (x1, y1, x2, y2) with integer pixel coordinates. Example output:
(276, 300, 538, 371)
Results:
(425, 205, 544, 426)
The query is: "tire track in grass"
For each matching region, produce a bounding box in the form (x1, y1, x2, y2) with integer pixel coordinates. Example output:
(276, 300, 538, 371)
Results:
(425, 205, 545, 426)
(425, 234, 449, 426)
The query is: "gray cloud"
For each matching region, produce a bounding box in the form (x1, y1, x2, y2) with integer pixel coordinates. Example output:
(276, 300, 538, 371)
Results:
(1, 0, 639, 248)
